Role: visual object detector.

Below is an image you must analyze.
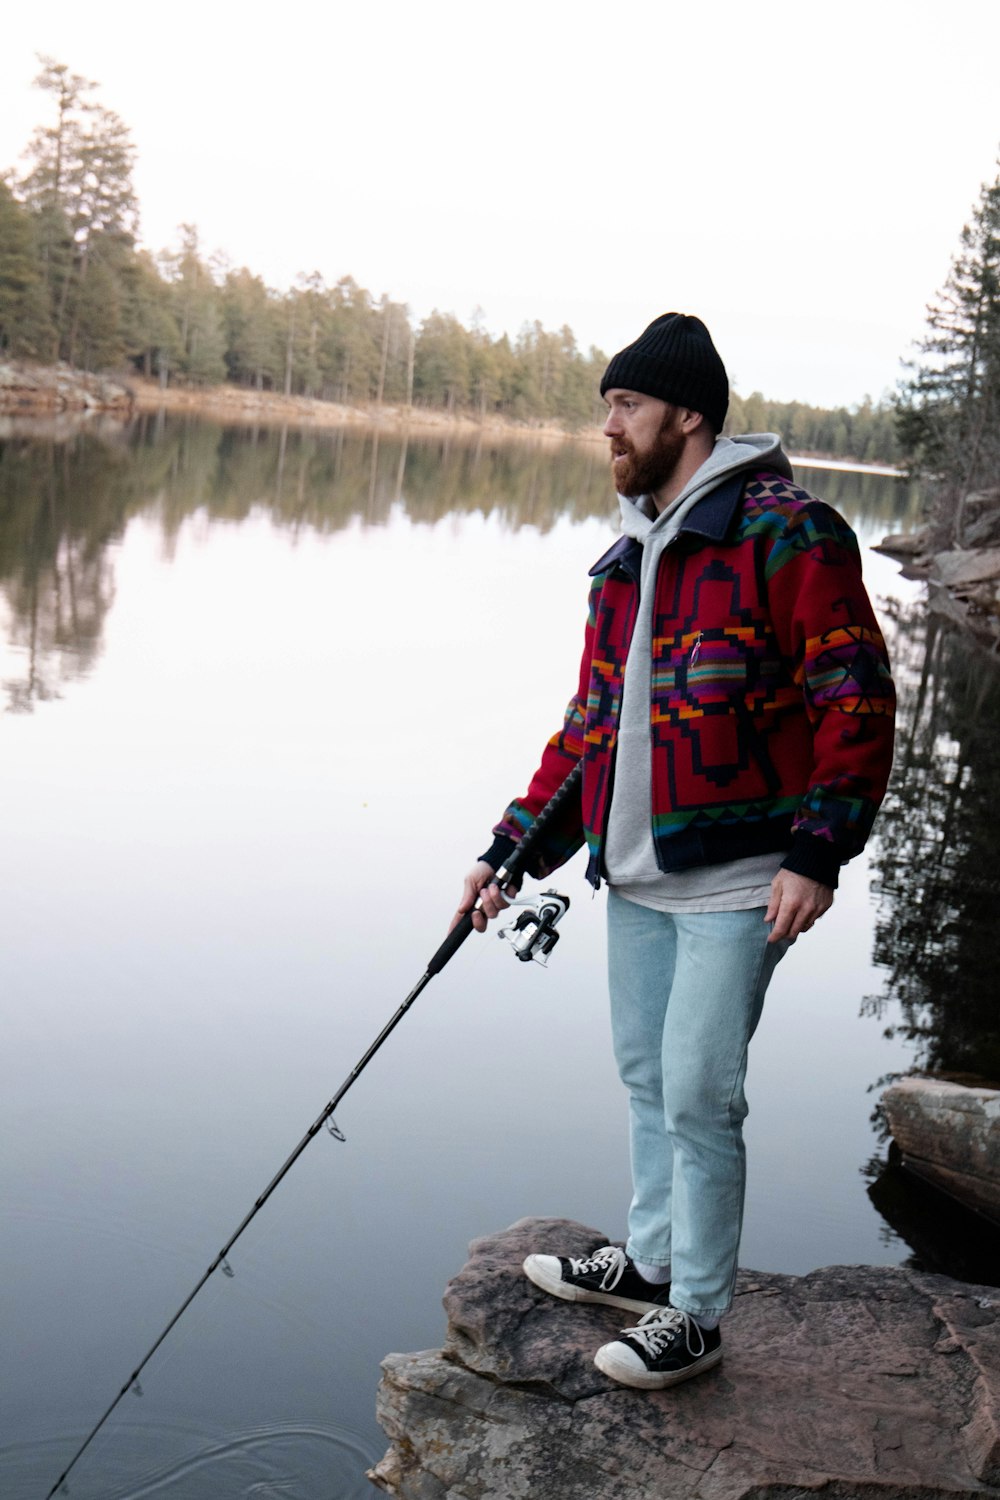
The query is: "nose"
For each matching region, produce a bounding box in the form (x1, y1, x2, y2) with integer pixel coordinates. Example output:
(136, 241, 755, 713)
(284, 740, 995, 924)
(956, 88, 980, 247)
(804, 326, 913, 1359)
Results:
(603, 409, 622, 437)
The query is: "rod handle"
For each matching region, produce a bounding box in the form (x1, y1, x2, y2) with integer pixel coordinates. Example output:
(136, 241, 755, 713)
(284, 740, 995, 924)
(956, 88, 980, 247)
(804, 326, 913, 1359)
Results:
(426, 911, 475, 976)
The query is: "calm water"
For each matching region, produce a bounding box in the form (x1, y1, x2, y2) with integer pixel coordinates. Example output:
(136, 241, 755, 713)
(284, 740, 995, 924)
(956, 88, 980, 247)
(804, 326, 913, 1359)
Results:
(1, 417, 996, 1500)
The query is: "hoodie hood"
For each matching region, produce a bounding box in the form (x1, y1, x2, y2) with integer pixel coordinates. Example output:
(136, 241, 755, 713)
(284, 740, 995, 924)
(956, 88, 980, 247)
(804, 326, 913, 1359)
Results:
(617, 432, 792, 544)
(601, 431, 793, 891)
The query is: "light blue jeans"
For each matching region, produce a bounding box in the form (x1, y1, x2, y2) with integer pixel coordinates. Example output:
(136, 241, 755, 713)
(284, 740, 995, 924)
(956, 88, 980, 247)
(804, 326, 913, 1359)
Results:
(607, 888, 789, 1321)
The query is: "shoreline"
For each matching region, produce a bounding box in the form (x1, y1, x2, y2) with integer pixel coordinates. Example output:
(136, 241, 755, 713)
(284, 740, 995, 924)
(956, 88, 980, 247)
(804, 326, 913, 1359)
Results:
(1, 361, 900, 475)
(130, 376, 584, 444)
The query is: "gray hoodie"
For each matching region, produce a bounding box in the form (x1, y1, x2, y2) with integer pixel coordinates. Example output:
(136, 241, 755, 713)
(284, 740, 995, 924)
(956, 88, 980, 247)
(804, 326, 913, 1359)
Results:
(603, 433, 794, 911)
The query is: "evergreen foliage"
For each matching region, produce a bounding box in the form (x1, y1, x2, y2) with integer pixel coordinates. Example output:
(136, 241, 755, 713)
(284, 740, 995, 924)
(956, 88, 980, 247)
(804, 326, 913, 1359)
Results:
(727, 389, 899, 467)
(0, 179, 52, 356)
(896, 160, 1000, 543)
(0, 57, 898, 455)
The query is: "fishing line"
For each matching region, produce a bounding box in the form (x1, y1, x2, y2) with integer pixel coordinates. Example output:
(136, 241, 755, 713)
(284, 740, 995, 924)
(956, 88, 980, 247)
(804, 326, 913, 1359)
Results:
(44, 760, 582, 1499)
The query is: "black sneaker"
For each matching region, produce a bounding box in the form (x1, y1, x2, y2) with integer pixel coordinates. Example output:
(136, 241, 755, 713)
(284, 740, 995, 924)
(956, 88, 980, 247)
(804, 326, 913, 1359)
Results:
(522, 1245, 672, 1315)
(594, 1307, 722, 1389)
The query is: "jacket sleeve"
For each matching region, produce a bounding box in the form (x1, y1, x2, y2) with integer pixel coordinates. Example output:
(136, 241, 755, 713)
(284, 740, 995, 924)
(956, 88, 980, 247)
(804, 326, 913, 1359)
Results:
(765, 501, 895, 887)
(478, 577, 602, 879)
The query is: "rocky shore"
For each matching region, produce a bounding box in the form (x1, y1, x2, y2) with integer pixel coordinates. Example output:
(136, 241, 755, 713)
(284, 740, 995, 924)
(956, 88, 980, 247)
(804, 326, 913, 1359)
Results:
(0, 361, 584, 443)
(369, 1217, 1000, 1499)
(0, 361, 900, 463)
(0, 360, 133, 415)
(874, 489, 1000, 649)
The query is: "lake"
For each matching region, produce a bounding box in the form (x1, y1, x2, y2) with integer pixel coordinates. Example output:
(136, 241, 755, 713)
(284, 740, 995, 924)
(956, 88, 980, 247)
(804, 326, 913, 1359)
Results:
(1, 416, 997, 1500)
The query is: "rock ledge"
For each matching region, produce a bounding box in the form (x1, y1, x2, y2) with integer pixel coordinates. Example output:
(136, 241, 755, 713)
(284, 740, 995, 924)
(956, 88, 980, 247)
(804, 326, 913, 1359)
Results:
(883, 1077, 1000, 1224)
(370, 1217, 1000, 1499)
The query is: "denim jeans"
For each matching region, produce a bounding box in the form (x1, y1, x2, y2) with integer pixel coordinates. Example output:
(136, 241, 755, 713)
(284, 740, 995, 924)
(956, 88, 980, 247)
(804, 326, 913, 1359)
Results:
(606, 888, 789, 1321)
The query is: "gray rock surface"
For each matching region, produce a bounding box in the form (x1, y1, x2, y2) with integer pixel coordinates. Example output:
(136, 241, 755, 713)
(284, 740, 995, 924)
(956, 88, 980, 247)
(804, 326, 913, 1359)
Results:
(884, 1077, 1000, 1224)
(874, 529, 932, 558)
(370, 1217, 1000, 1499)
(0, 360, 132, 413)
(931, 548, 1000, 588)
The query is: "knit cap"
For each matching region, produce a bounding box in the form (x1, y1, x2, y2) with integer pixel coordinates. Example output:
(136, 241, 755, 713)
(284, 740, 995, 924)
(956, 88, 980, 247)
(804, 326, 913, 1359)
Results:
(600, 313, 728, 432)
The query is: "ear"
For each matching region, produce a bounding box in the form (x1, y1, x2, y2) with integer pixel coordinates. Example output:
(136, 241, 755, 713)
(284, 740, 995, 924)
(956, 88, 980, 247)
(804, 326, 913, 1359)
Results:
(678, 408, 706, 435)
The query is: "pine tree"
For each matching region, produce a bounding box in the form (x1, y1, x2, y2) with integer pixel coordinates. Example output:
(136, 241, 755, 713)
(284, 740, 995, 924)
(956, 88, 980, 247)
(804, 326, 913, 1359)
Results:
(19, 56, 95, 357)
(161, 225, 226, 385)
(0, 179, 53, 356)
(20, 57, 139, 368)
(896, 160, 1000, 544)
(118, 249, 181, 379)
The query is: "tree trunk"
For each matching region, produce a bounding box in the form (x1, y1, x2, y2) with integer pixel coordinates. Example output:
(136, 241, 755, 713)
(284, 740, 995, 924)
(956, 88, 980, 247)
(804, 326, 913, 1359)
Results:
(284, 301, 295, 397)
(376, 303, 391, 405)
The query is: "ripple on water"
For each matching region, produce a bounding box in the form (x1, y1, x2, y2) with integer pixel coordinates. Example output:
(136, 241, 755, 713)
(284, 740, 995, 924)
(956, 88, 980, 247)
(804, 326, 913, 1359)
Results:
(3, 1419, 381, 1500)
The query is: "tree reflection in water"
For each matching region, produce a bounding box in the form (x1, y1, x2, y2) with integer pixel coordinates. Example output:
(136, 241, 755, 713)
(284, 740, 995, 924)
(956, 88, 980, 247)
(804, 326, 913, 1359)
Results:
(0, 416, 923, 715)
(863, 595, 1000, 1281)
(0, 416, 619, 712)
(865, 597, 1000, 1084)
(3, 418, 997, 1286)
(0, 426, 131, 709)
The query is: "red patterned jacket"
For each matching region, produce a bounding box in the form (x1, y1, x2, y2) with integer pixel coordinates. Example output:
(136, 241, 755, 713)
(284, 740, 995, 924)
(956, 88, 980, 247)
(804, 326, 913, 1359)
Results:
(482, 469, 895, 891)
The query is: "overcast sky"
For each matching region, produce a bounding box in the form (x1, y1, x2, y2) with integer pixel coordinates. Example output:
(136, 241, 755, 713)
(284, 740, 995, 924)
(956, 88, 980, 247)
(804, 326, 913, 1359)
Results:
(2, 0, 998, 409)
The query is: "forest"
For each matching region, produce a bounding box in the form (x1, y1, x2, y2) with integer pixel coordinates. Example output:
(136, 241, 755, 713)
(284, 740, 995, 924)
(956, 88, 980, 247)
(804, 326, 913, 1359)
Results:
(0, 58, 902, 459)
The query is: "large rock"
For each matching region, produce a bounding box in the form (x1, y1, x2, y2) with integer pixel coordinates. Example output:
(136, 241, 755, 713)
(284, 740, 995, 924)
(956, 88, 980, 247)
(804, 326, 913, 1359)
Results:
(370, 1217, 1000, 1499)
(0, 361, 132, 413)
(873, 529, 932, 558)
(932, 548, 1000, 588)
(883, 1077, 1000, 1224)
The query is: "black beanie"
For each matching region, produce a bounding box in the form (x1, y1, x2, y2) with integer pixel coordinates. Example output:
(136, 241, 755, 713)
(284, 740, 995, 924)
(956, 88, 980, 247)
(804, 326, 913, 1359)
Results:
(600, 313, 728, 432)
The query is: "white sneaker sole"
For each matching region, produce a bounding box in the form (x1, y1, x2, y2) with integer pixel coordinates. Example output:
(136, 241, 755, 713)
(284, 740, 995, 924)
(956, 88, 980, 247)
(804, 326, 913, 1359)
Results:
(522, 1254, 666, 1315)
(593, 1340, 723, 1389)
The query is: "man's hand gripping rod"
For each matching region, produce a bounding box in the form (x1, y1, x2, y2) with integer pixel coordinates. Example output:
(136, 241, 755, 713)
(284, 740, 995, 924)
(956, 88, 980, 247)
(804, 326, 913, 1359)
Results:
(44, 759, 583, 1500)
(426, 758, 581, 976)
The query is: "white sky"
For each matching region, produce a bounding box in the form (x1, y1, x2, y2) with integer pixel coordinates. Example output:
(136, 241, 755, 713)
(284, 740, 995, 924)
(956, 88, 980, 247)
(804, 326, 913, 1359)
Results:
(2, 0, 998, 409)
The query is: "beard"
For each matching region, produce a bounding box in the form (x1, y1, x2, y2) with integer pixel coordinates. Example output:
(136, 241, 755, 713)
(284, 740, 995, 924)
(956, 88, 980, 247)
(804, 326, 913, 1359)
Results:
(611, 412, 686, 499)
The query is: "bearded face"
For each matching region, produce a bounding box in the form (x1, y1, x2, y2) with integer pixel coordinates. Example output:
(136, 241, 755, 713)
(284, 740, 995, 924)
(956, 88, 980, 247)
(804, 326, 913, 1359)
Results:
(610, 405, 687, 499)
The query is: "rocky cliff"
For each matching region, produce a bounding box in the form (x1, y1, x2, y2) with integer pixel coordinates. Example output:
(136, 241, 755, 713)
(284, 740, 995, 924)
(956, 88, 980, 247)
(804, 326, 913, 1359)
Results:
(370, 1217, 1000, 1500)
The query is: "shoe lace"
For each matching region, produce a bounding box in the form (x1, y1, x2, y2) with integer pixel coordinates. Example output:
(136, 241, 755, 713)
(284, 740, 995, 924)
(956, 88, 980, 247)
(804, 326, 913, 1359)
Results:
(625, 1307, 705, 1359)
(567, 1245, 629, 1291)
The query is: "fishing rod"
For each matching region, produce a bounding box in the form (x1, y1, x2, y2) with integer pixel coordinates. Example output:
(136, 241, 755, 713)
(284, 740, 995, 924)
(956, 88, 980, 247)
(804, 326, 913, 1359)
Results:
(45, 759, 582, 1499)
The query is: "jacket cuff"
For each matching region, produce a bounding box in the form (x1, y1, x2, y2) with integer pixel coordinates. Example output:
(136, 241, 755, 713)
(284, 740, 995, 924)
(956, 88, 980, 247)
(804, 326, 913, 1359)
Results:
(479, 834, 518, 873)
(780, 832, 841, 889)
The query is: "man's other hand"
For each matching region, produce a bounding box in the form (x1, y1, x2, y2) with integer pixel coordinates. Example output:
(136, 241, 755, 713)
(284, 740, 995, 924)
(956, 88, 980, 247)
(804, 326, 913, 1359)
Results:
(765, 869, 834, 944)
(450, 861, 516, 933)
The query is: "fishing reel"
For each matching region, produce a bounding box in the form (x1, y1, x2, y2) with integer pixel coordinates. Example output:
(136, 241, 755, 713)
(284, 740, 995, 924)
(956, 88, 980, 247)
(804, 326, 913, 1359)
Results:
(499, 889, 570, 966)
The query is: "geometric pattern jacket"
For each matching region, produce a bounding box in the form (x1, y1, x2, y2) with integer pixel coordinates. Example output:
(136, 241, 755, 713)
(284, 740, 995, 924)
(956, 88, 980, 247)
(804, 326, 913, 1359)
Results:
(483, 469, 896, 892)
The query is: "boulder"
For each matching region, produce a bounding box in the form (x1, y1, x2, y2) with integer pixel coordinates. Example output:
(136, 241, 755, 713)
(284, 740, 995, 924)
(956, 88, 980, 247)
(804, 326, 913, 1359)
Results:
(873, 530, 931, 558)
(370, 1217, 1000, 1500)
(883, 1077, 1000, 1225)
(931, 549, 1000, 588)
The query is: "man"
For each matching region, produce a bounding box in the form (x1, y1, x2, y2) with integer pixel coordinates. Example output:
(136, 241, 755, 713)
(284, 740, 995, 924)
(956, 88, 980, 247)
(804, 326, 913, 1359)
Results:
(453, 313, 895, 1390)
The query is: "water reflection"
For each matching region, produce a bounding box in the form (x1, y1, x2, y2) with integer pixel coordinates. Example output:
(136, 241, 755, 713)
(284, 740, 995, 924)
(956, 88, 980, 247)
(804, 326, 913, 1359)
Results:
(860, 595, 1000, 1276)
(1, 415, 990, 1500)
(866, 1149, 1000, 1284)
(134, 416, 620, 534)
(0, 431, 127, 710)
(0, 416, 923, 716)
(864, 598, 1000, 1083)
